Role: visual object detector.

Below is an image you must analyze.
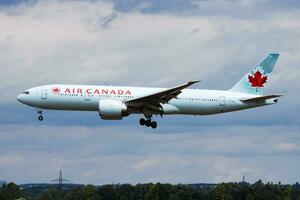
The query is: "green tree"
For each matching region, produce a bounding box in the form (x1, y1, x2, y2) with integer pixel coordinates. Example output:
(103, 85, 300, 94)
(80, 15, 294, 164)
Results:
(1, 183, 22, 200)
(117, 184, 135, 200)
(291, 183, 300, 200)
(98, 185, 117, 200)
(168, 193, 180, 200)
(281, 186, 292, 200)
(83, 185, 101, 200)
(212, 184, 232, 200)
(145, 184, 159, 200)
(134, 183, 150, 200)
(38, 188, 64, 200)
(245, 193, 255, 200)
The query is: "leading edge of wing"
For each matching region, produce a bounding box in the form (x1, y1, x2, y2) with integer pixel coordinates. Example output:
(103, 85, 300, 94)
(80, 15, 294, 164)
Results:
(125, 80, 200, 105)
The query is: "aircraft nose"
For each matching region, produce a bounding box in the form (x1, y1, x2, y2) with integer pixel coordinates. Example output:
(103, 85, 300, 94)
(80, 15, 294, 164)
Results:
(17, 94, 25, 103)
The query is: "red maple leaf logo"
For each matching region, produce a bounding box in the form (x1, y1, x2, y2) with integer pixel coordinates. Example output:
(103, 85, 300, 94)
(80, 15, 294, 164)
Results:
(52, 87, 61, 94)
(248, 70, 267, 88)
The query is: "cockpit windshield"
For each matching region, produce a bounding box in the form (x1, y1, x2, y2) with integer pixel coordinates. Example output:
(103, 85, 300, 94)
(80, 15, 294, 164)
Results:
(23, 91, 30, 95)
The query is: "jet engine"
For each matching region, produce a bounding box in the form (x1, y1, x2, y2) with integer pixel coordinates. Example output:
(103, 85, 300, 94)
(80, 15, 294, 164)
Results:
(98, 99, 128, 120)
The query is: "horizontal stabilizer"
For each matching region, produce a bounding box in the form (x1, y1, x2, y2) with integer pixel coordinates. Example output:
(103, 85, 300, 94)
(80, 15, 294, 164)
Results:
(240, 95, 282, 102)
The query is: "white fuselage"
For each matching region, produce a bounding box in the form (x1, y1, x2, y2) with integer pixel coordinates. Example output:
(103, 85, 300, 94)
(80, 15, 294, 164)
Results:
(17, 84, 276, 116)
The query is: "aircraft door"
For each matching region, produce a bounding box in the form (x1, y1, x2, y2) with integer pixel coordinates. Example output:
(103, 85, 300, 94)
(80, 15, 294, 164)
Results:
(41, 89, 48, 99)
(219, 96, 226, 106)
(84, 91, 91, 101)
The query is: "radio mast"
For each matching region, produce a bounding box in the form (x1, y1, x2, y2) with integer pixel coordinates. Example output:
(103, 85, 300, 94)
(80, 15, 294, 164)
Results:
(52, 169, 70, 190)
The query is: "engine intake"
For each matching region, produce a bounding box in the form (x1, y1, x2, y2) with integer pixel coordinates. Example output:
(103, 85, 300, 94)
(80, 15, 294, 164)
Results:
(98, 99, 128, 120)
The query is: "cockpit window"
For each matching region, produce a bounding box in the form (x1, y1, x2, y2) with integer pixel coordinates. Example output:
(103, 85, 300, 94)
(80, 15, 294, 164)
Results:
(23, 91, 30, 95)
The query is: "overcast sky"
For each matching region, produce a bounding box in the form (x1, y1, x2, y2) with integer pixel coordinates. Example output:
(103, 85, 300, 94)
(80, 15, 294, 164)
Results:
(0, 0, 300, 185)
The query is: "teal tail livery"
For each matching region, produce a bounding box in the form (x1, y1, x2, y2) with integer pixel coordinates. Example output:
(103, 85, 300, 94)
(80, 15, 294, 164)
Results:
(230, 53, 279, 95)
(17, 53, 282, 129)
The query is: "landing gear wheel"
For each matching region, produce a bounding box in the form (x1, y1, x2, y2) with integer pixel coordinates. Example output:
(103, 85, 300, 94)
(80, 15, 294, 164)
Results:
(140, 115, 158, 129)
(38, 115, 43, 121)
(145, 119, 151, 127)
(140, 118, 146, 126)
(151, 121, 157, 129)
(37, 109, 43, 121)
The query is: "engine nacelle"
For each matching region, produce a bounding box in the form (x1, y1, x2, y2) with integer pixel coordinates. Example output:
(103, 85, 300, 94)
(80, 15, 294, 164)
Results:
(98, 99, 128, 120)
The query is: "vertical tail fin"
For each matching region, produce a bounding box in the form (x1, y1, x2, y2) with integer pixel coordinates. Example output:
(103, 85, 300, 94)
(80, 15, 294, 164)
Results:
(230, 53, 279, 95)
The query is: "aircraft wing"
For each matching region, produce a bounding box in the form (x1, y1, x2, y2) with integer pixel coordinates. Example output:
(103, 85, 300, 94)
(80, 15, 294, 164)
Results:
(240, 94, 282, 103)
(125, 81, 200, 109)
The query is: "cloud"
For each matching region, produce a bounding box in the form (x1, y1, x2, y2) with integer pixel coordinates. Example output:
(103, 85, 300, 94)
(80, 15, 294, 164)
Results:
(0, 155, 24, 166)
(133, 158, 159, 171)
(0, 0, 300, 104)
(0, 124, 299, 184)
(112, 0, 300, 18)
(0, 0, 299, 185)
(97, 12, 118, 29)
(275, 142, 298, 151)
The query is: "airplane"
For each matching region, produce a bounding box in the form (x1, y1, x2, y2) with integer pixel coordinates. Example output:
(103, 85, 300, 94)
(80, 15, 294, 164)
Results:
(17, 53, 282, 129)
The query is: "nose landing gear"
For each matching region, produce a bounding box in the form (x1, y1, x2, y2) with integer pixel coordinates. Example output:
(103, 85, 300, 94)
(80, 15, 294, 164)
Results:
(139, 117, 157, 129)
(37, 109, 43, 121)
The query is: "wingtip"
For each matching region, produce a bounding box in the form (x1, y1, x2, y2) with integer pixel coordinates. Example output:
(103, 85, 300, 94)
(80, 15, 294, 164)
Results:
(269, 53, 280, 57)
(189, 80, 201, 84)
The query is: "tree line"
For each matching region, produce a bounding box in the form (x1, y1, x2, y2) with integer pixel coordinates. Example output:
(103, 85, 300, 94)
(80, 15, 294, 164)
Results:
(1, 180, 300, 200)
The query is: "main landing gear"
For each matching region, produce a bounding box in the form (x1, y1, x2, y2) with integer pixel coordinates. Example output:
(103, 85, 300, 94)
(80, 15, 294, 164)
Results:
(37, 109, 43, 121)
(139, 117, 157, 129)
